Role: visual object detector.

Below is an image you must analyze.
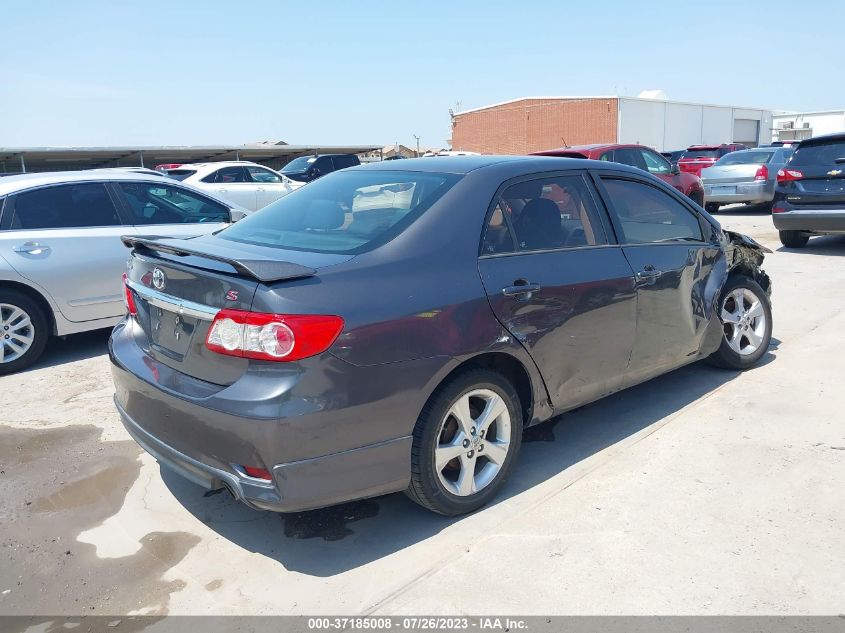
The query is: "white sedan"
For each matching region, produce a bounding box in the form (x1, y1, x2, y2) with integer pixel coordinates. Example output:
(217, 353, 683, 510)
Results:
(161, 161, 300, 211)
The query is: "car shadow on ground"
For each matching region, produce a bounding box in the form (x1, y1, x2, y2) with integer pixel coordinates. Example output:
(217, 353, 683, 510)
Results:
(162, 348, 776, 577)
(777, 234, 845, 256)
(22, 327, 111, 373)
(712, 203, 773, 217)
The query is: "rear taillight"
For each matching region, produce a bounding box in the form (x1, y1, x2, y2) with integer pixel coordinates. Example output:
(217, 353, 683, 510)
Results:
(777, 168, 804, 184)
(122, 274, 137, 316)
(241, 466, 273, 481)
(772, 207, 788, 213)
(205, 309, 343, 362)
(754, 165, 769, 181)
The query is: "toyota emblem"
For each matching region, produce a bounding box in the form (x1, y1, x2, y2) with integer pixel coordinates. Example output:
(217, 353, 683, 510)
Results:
(151, 267, 166, 291)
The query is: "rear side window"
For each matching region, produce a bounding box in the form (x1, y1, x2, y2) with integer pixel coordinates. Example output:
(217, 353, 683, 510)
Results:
(219, 170, 459, 254)
(483, 174, 607, 254)
(601, 178, 703, 244)
(118, 182, 230, 225)
(10, 183, 120, 229)
(789, 140, 845, 167)
(201, 166, 249, 184)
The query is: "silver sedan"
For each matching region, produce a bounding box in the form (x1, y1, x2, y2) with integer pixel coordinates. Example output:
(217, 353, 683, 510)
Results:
(701, 147, 793, 213)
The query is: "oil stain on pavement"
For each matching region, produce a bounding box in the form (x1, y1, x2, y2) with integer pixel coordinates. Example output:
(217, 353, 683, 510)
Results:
(282, 499, 381, 541)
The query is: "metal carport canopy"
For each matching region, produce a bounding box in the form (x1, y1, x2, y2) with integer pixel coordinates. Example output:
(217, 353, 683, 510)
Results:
(0, 144, 383, 173)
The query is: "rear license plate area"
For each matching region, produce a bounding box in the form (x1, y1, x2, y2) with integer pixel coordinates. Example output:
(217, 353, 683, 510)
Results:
(150, 307, 196, 357)
(712, 186, 736, 195)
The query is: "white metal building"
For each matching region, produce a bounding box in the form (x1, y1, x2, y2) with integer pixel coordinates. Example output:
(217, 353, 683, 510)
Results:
(771, 110, 845, 143)
(615, 97, 773, 151)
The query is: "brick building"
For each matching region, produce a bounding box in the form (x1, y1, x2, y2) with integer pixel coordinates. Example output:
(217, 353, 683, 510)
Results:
(450, 96, 773, 154)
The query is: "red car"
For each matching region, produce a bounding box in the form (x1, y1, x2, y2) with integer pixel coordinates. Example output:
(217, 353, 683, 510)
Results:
(533, 143, 704, 206)
(677, 143, 748, 178)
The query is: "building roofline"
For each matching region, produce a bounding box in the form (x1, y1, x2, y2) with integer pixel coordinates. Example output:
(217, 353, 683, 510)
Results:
(455, 95, 776, 117)
(772, 109, 845, 117)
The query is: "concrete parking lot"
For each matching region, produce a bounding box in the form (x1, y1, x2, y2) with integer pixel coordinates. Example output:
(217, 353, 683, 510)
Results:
(1, 208, 844, 616)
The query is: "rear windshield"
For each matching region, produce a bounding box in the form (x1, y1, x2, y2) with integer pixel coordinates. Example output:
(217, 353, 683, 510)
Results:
(789, 140, 845, 167)
(164, 169, 197, 181)
(681, 149, 720, 159)
(715, 151, 774, 166)
(217, 170, 460, 254)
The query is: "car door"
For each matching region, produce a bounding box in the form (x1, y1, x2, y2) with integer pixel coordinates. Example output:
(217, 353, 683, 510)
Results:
(199, 166, 258, 210)
(593, 173, 722, 385)
(245, 165, 293, 209)
(113, 180, 232, 239)
(477, 172, 638, 411)
(0, 182, 130, 323)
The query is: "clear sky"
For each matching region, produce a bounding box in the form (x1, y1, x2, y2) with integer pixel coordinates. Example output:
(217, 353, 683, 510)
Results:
(2, 0, 843, 150)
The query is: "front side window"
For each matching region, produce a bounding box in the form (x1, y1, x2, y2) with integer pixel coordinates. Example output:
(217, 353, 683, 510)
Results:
(613, 148, 648, 171)
(601, 178, 703, 244)
(246, 166, 282, 183)
(118, 182, 230, 225)
(10, 183, 120, 229)
(486, 174, 607, 253)
(640, 149, 672, 174)
(219, 170, 459, 254)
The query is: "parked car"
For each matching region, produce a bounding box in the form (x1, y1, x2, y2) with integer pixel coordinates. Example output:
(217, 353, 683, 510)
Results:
(158, 161, 297, 211)
(280, 154, 361, 183)
(112, 156, 773, 516)
(678, 143, 749, 178)
(0, 171, 249, 374)
(533, 144, 705, 206)
(701, 147, 794, 213)
(772, 132, 845, 248)
(765, 141, 802, 148)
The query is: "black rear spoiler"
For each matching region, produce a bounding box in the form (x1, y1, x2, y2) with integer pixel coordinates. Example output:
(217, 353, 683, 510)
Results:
(122, 236, 317, 283)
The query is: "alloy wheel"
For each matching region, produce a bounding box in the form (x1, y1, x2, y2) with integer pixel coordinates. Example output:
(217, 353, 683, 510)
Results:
(720, 287, 767, 356)
(0, 303, 36, 364)
(434, 389, 512, 497)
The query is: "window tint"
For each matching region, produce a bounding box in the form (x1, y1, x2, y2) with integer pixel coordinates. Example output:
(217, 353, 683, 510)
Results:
(219, 170, 459, 254)
(613, 148, 648, 171)
(682, 149, 720, 159)
(489, 175, 607, 253)
(10, 184, 120, 229)
(715, 151, 774, 166)
(312, 157, 333, 176)
(601, 178, 703, 244)
(246, 166, 282, 183)
(640, 149, 672, 174)
(789, 140, 845, 166)
(281, 156, 316, 173)
(599, 151, 614, 162)
(118, 182, 230, 225)
(332, 154, 358, 169)
(201, 166, 248, 184)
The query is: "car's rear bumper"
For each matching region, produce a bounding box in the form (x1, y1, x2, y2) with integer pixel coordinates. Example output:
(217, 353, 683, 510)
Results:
(109, 318, 421, 512)
(772, 210, 845, 233)
(704, 181, 774, 204)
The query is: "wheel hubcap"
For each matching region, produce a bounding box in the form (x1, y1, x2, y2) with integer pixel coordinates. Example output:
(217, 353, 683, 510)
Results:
(0, 303, 35, 363)
(434, 389, 511, 497)
(720, 288, 767, 356)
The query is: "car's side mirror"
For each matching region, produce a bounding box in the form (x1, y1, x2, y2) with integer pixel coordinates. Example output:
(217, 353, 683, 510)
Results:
(670, 164, 681, 175)
(230, 209, 246, 222)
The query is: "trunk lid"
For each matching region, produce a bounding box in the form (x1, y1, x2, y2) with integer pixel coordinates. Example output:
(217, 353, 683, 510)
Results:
(701, 164, 765, 184)
(124, 234, 351, 385)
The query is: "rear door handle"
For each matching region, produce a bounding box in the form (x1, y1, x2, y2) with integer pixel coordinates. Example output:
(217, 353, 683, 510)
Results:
(502, 281, 542, 297)
(13, 242, 51, 255)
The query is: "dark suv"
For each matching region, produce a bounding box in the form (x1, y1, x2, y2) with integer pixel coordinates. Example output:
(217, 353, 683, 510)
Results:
(772, 133, 845, 248)
(280, 153, 360, 183)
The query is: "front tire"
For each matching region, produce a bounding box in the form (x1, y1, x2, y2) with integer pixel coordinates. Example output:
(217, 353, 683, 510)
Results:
(406, 369, 523, 516)
(708, 276, 772, 370)
(0, 290, 49, 375)
(705, 202, 720, 214)
(779, 230, 809, 248)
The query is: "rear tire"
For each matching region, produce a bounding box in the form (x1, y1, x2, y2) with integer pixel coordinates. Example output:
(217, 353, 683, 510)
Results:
(406, 369, 523, 516)
(707, 276, 772, 370)
(0, 290, 49, 375)
(688, 190, 704, 207)
(779, 230, 809, 248)
(705, 202, 720, 214)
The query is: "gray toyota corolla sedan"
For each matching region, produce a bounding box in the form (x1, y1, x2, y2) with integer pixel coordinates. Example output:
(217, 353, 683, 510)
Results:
(110, 156, 773, 516)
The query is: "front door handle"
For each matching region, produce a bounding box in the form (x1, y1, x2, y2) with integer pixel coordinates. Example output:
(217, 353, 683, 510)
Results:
(636, 266, 663, 282)
(217, 188, 228, 193)
(502, 281, 542, 297)
(13, 242, 51, 255)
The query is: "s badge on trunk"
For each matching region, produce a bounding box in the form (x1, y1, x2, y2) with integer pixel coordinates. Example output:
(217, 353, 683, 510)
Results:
(152, 268, 166, 291)
(225, 290, 239, 301)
